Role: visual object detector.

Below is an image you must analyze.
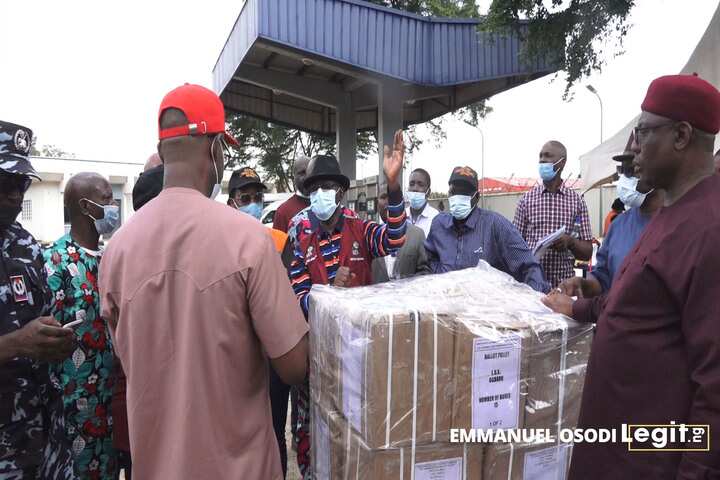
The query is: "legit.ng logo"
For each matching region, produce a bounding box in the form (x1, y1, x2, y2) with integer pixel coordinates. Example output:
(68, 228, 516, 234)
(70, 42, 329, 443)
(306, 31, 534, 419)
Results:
(626, 423, 710, 452)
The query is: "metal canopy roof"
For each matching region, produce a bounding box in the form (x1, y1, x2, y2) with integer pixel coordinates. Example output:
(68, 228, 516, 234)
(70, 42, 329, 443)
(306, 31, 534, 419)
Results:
(213, 0, 558, 136)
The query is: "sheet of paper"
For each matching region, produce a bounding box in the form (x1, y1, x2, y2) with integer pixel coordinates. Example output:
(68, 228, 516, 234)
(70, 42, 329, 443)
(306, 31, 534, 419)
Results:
(414, 457, 463, 480)
(523, 445, 570, 480)
(341, 322, 365, 432)
(471, 336, 522, 429)
(533, 226, 566, 260)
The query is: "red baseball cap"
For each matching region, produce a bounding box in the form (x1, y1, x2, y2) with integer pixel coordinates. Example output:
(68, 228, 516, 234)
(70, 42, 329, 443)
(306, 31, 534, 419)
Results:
(158, 83, 239, 145)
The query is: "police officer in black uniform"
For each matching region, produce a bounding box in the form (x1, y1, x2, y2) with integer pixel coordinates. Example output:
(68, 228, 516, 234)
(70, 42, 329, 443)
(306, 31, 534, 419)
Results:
(0, 121, 76, 479)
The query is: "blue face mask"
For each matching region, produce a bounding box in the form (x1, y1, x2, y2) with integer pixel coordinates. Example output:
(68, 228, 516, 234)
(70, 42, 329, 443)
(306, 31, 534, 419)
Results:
(448, 194, 475, 220)
(406, 191, 427, 210)
(238, 201, 263, 220)
(310, 188, 339, 221)
(538, 158, 564, 182)
(82, 199, 120, 235)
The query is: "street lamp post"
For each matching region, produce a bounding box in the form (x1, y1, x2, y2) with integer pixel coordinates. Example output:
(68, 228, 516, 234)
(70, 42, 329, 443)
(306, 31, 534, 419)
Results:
(478, 127, 485, 208)
(586, 85, 603, 143)
(586, 84, 605, 235)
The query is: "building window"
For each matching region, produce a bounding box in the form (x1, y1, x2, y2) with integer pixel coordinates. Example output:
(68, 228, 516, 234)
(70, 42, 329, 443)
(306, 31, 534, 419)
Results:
(21, 200, 31, 221)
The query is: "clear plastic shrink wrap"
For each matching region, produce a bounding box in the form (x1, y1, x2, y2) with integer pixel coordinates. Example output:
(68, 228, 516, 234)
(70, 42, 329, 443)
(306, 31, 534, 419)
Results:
(309, 262, 593, 479)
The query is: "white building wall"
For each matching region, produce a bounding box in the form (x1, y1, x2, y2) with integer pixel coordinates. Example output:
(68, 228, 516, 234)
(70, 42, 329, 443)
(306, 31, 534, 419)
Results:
(22, 180, 64, 242)
(19, 156, 244, 243)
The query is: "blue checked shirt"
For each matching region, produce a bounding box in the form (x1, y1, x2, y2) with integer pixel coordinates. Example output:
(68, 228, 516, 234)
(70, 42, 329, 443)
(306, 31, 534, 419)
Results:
(425, 208, 550, 292)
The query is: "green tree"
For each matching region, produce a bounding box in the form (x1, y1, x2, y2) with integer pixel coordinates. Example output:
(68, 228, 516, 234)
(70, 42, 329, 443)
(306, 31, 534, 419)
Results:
(483, 0, 635, 98)
(226, 116, 377, 191)
(29, 137, 76, 158)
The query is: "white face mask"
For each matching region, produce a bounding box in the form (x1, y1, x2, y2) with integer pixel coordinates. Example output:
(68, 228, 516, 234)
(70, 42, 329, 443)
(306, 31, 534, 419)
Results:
(310, 188, 339, 221)
(406, 190, 428, 210)
(81, 198, 120, 235)
(448, 194, 476, 220)
(616, 174, 651, 209)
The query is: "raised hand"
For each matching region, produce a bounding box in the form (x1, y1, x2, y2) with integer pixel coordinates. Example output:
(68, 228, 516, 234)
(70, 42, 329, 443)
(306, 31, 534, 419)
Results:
(383, 129, 404, 192)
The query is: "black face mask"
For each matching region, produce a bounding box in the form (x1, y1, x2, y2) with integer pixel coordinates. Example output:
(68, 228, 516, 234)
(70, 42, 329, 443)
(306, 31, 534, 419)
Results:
(0, 204, 22, 227)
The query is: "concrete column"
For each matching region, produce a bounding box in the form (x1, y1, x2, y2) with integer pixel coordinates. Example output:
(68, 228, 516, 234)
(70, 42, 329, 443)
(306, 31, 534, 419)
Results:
(377, 82, 404, 186)
(336, 96, 357, 181)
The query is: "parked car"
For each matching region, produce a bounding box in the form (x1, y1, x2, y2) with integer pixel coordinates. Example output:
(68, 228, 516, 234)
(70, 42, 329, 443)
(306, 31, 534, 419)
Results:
(260, 199, 286, 227)
(263, 192, 292, 209)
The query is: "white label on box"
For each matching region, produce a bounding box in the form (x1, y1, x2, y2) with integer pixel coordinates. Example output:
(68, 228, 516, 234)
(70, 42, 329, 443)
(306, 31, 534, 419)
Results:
(341, 322, 365, 432)
(523, 445, 570, 480)
(414, 457, 463, 480)
(471, 336, 521, 429)
(314, 415, 331, 480)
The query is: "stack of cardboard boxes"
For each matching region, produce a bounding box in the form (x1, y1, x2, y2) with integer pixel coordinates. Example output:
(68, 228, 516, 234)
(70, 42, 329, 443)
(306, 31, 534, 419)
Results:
(309, 264, 593, 479)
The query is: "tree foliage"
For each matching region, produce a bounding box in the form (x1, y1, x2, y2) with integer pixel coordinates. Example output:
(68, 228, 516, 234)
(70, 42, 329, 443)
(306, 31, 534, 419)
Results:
(225, 116, 376, 191)
(28, 137, 76, 159)
(483, 0, 635, 98)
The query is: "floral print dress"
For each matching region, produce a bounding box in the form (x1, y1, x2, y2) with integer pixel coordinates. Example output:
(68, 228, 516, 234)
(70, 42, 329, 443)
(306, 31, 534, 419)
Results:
(44, 235, 117, 480)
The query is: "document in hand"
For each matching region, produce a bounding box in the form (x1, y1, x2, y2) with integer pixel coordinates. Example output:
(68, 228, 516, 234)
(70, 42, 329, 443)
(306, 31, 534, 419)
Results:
(532, 226, 566, 260)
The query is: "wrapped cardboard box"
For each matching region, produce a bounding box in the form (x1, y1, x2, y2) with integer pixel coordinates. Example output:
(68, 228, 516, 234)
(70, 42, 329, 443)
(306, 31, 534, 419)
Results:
(313, 405, 483, 480)
(451, 311, 593, 436)
(483, 442, 572, 480)
(451, 315, 532, 432)
(309, 263, 594, 477)
(309, 287, 456, 448)
(524, 325, 593, 433)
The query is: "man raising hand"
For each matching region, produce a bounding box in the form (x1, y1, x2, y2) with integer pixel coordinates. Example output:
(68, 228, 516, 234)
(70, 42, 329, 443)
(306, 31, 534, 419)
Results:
(286, 130, 407, 478)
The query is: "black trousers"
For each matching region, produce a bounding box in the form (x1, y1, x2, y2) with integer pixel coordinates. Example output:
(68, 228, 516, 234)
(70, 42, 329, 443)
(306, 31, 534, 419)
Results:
(117, 450, 132, 480)
(269, 365, 290, 478)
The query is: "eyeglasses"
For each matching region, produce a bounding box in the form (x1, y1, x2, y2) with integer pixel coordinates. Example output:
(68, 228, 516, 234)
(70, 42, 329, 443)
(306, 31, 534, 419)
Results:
(633, 122, 677, 145)
(235, 192, 263, 205)
(0, 173, 32, 194)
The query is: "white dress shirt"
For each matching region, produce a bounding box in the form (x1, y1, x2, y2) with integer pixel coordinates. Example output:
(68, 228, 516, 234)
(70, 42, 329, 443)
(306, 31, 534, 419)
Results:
(406, 203, 439, 238)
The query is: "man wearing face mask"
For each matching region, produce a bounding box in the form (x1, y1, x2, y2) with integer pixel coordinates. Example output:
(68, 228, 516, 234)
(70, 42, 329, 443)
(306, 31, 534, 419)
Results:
(513, 141, 593, 288)
(99, 84, 309, 480)
(226, 165, 294, 478)
(0, 121, 76, 479)
(286, 131, 407, 478)
(43, 172, 120, 479)
(405, 167, 438, 237)
(425, 166, 548, 292)
(544, 151, 666, 322)
(372, 182, 430, 283)
(273, 156, 311, 233)
(554, 74, 720, 480)
(553, 152, 664, 301)
(227, 166, 288, 253)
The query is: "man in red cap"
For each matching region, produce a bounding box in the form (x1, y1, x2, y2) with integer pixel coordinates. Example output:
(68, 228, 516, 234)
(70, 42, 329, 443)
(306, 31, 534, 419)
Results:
(558, 74, 720, 479)
(99, 84, 309, 480)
